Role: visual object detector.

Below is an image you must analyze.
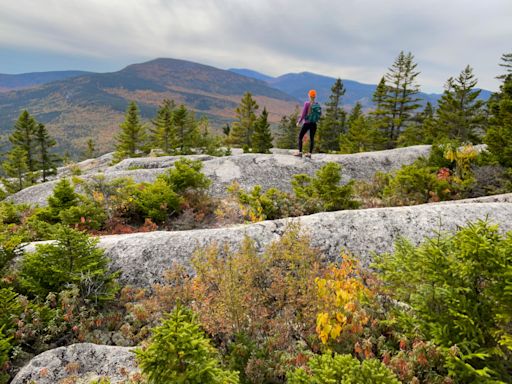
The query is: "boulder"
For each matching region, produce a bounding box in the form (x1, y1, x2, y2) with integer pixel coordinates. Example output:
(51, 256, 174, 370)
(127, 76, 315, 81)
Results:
(21, 202, 511, 288)
(8, 145, 431, 207)
(11, 343, 138, 384)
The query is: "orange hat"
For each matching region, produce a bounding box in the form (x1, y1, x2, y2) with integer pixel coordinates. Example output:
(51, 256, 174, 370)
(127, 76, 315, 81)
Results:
(308, 89, 317, 98)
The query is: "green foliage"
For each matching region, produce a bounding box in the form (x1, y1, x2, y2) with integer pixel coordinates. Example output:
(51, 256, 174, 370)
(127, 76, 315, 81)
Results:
(150, 99, 177, 154)
(251, 108, 273, 153)
(275, 109, 300, 149)
(292, 163, 359, 213)
(9, 110, 38, 176)
(18, 225, 119, 303)
(436, 65, 485, 143)
(374, 220, 512, 382)
(287, 353, 400, 384)
(173, 104, 200, 154)
(397, 102, 437, 146)
(159, 158, 211, 193)
(1, 146, 30, 193)
(114, 101, 147, 162)
(0, 326, 12, 384)
(484, 74, 512, 167)
(229, 92, 259, 148)
(317, 78, 346, 152)
(37, 179, 80, 223)
(58, 202, 107, 230)
(35, 122, 58, 182)
(339, 102, 378, 153)
(134, 179, 181, 223)
(134, 306, 239, 384)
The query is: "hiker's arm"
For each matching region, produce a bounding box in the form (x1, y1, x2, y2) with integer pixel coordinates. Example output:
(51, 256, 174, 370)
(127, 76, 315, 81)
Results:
(297, 101, 309, 125)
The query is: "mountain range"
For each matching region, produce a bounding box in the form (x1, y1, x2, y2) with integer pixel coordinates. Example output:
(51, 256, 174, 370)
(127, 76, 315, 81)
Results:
(0, 58, 493, 156)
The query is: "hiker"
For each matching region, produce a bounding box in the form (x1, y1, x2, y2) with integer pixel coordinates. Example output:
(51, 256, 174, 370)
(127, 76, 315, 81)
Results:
(295, 89, 321, 158)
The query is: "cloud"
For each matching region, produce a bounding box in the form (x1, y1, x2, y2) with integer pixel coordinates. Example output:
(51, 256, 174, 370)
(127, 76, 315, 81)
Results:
(0, 0, 511, 92)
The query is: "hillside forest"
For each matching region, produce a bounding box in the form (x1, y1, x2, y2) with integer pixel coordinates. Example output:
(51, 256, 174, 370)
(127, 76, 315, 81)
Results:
(0, 51, 511, 383)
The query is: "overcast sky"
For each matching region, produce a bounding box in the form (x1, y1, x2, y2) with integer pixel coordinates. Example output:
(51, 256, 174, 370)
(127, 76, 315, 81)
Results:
(1, 0, 511, 93)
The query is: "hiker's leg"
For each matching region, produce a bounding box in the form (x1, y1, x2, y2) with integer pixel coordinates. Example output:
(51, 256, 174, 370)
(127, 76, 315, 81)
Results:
(309, 123, 317, 153)
(298, 124, 308, 153)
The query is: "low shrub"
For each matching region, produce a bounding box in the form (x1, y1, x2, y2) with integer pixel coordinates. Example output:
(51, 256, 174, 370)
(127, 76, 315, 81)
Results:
(134, 179, 181, 223)
(134, 306, 239, 384)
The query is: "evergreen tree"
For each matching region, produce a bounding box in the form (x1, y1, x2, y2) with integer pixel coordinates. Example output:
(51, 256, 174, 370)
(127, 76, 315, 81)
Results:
(173, 104, 199, 154)
(9, 110, 38, 178)
(229, 92, 259, 148)
(150, 99, 176, 154)
(369, 77, 389, 149)
(484, 74, 512, 167)
(252, 108, 273, 153)
(397, 102, 437, 146)
(380, 51, 422, 148)
(436, 65, 485, 142)
(317, 78, 346, 152)
(275, 109, 300, 149)
(339, 103, 378, 153)
(114, 101, 147, 161)
(85, 138, 95, 159)
(2, 147, 29, 193)
(35, 123, 58, 182)
(497, 52, 512, 80)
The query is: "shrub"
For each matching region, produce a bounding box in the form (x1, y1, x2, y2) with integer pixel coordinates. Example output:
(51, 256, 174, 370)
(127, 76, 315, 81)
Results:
(287, 353, 400, 384)
(45, 179, 80, 222)
(134, 179, 181, 223)
(292, 163, 359, 213)
(134, 306, 239, 384)
(159, 158, 211, 193)
(18, 225, 119, 303)
(0, 326, 12, 384)
(374, 220, 512, 382)
(59, 202, 107, 231)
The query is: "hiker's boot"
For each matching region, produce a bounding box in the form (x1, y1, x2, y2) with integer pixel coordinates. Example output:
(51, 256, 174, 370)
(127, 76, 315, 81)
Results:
(293, 152, 303, 157)
(304, 152, 312, 158)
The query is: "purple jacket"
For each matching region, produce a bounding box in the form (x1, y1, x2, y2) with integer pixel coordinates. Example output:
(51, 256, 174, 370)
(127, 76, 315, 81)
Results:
(298, 101, 312, 124)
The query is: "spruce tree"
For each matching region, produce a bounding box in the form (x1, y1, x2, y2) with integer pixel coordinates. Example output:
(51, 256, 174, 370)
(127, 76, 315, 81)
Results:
(397, 102, 437, 146)
(484, 74, 512, 167)
(317, 78, 346, 152)
(9, 110, 38, 178)
(497, 52, 512, 80)
(369, 77, 389, 149)
(229, 92, 259, 148)
(436, 65, 485, 142)
(2, 147, 29, 193)
(35, 123, 58, 182)
(381, 51, 422, 148)
(114, 101, 147, 161)
(252, 108, 273, 153)
(275, 109, 300, 149)
(85, 138, 95, 159)
(150, 99, 176, 154)
(339, 103, 378, 153)
(173, 104, 199, 154)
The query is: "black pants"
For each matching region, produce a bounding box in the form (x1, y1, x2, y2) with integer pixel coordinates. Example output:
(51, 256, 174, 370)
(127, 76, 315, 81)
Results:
(298, 122, 317, 153)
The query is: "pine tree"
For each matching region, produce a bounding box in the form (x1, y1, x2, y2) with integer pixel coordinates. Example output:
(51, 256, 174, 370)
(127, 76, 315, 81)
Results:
(317, 78, 346, 152)
(85, 138, 95, 159)
(35, 123, 58, 182)
(2, 147, 29, 193)
(397, 102, 437, 146)
(497, 52, 512, 80)
(380, 51, 422, 148)
(229, 92, 259, 148)
(339, 103, 378, 153)
(252, 108, 273, 153)
(114, 101, 147, 161)
(275, 109, 300, 149)
(173, 104, 199, 154)
(150, 99, 176, 154)
(9, 110, 38, 178)
(484, 74, 512, 167)
(436, 65, 485, 142)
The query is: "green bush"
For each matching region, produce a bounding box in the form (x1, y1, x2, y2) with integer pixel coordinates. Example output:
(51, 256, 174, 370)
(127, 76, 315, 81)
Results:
(44, 179, 80, 222)
(134, 179, 182, 223)
(287, 353, 400, 384)
(292, 163, 359, 213)
(18, 225, 119, 303)
(374, 220, 512, 382)
(59, 202, 107, 230)
(159, 158, 211, 193)
(0, 326, 12, 384)
(134, 306, 239, 384)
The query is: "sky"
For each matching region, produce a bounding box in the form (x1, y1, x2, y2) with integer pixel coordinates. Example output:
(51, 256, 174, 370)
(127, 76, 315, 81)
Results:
(1, 0, 511, 93)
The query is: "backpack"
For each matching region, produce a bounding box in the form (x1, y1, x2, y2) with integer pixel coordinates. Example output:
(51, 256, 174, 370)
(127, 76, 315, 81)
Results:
(307, 102, 322, 123)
